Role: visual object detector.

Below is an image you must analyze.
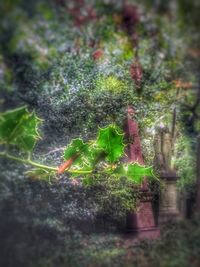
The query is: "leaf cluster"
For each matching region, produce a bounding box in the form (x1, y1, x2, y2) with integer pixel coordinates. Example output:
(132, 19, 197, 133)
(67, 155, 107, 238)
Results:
(62, 124, 156, 185)
(0, 106, 156, 187)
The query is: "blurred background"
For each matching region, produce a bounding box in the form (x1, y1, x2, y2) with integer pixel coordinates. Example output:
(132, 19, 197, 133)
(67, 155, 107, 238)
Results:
(0, 1, 200, 266)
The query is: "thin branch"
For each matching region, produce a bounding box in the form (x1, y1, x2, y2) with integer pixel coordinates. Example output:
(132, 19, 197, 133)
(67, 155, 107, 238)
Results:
(0, 152, 58, 171)
(0, 152, 93, 174)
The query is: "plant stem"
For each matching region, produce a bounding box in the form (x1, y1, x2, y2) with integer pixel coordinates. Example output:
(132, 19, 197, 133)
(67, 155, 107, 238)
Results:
(0, 152, 58, 171)
(0, 152, 93, 174)
(68, 169, 92, 174)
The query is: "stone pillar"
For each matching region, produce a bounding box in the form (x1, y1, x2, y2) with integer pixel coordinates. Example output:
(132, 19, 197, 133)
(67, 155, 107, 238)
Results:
(159, 172, 182, 223)
(124, 106, 160, 239)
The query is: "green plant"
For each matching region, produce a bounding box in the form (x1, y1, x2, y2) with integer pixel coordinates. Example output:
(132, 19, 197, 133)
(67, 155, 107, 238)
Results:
(87, 173, 141, 224)
(0, 106, 156, 186)
(175, 136, 196, 191)
(95, 75, 128, 94)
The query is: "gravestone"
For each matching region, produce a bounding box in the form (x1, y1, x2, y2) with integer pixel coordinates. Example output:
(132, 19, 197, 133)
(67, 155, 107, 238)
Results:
(124, 106, 160, 239)
(153, 125, 182, 223)
(159, 172, 181, 223)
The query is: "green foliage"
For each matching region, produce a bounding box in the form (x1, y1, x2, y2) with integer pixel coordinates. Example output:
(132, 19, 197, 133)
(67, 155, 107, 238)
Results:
(95, 75, 128, 94)
(175, 136, 196, 191)
(0, 0, 185, 145)
(113, 163, 155, 184)
(62, 124, 155, 185)
(62, 124, 125, 171)
(1, 2, 199, 266)
(0, 106, 155, 186)
(85, 174, 141, 222)
(96, 125, 124, 163)
(64, 138, 103, 172)
(63, 125, 125, 170)
(37, 2, 54, 20)
(0, 106, 42, 152)
(64, 139, 88, 161)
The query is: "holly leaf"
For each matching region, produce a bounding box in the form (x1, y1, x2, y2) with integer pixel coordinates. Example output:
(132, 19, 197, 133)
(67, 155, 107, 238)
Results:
(63, 139, 104, 173)
(63, 139, 88, 161)
(96, 125, 125, 163)
(113, 163, 154, 184)
(0, 106, 42, 152)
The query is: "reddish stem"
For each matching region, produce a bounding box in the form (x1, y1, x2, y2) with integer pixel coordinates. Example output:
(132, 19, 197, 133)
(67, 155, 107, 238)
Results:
(57, 154, 78, 174)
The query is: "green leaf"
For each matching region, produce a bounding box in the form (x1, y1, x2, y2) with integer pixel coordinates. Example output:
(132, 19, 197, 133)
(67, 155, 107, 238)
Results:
(77, 144, 104, 169)
(63, 139, 104, 172)
(113, 163, 154, 184)
(63, 138, 88, 161)
(96, 125, 125, 163)
(0, 106, 42, 152)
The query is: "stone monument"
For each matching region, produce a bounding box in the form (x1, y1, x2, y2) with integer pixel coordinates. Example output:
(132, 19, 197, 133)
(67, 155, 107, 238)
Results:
(153, 124, 181, 223)
(124, 106, 160, 239)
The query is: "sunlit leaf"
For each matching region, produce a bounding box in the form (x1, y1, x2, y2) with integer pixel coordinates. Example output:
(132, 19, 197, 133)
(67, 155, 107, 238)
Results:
(63, 139, 104, 172)
(63, 138, 88, 161)
(0, 106, 42, 152)
(113, 163, 154, 184)
(96, 125, 125, 163)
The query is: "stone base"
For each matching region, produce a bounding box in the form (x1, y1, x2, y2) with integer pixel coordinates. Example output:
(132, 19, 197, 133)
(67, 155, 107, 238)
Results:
(159, 209, 182, 224)
(126, 227, 160, 240)
(126, 191, 160, 240)
(159, 172, 182, 224)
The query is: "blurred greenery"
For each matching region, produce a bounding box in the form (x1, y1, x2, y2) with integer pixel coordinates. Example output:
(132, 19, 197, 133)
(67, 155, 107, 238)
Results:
(0, 0, 200, 266)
